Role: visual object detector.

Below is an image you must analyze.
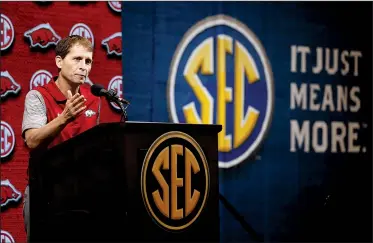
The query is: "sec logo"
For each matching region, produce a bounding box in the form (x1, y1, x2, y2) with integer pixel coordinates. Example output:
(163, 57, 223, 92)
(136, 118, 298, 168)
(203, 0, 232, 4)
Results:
(141, 131, 209, 231)
(69, 23, 94, 47)
(30, 69, 53, 90)
(107, 75, 123, 111)
(1, 14, 15, 51)
(167, 15, 274, 169)
(0, 230, 15, 243)
(1, 121, 15, 159)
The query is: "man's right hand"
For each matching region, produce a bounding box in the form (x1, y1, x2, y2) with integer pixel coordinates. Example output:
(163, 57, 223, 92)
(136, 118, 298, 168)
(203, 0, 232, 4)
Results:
(61, 90, 87, 124)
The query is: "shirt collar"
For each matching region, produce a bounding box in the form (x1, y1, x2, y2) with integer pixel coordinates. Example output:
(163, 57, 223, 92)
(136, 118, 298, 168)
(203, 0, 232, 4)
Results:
(46, 76, 81, 103)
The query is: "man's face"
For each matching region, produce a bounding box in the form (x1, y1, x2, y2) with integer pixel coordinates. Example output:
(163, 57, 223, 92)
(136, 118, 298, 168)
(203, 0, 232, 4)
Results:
(56, 44, 93, 85)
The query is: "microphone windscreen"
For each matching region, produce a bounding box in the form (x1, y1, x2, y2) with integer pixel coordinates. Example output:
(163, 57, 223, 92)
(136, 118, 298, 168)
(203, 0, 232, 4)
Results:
(90, 84, 105, 97)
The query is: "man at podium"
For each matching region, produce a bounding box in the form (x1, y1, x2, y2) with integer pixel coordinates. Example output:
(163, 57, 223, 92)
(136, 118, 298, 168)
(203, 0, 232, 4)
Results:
(21, 35, 108, 242)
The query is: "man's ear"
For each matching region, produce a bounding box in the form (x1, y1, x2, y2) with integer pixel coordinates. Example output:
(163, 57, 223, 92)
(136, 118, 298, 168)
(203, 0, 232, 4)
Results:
(55, 56, 63, 69)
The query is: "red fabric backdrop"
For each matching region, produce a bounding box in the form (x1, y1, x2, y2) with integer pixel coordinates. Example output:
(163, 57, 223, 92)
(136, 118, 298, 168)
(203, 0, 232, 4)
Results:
(1, 2, 122, 242)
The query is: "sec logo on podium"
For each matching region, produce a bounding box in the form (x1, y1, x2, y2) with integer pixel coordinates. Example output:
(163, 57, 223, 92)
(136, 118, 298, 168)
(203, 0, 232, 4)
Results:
(141, 131, 210, 231)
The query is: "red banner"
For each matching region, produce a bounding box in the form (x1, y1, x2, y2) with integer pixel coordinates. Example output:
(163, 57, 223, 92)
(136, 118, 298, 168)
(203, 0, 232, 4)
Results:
(1, 2, 122, 242)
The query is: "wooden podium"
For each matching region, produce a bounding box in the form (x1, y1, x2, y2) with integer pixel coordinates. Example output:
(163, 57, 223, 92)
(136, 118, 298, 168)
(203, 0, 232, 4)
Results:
(29, 122, 221, 242)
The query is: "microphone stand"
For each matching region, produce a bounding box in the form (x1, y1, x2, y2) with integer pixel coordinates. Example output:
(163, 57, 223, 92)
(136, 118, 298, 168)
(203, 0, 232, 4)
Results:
(107, 89, 129, 123)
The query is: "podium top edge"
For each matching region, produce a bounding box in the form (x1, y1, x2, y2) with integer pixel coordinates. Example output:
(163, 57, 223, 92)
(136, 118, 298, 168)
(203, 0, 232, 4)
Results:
(98, 121, 222, 133)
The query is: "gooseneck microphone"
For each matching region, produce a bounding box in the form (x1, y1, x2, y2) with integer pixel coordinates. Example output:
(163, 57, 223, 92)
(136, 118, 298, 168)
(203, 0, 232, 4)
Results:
(90, 83, 129, 122)
(90, 84, 130, 104)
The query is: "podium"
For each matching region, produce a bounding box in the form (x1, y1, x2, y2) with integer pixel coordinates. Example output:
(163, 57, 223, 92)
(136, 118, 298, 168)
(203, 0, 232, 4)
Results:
(29, 122, 221, 242)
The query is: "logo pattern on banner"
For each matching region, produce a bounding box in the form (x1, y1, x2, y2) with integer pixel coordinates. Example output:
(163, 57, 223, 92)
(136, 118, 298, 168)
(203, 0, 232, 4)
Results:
(1, 14, 15, 51)
(1, 2, 123, 241)
(1, 179, 22, 209)
(102, 32, 122, 56)
(1, 121, 16, 159)
(168, 15, 274, 168)
(1, 71, 21, 99)
(30, 69, 53, 90)
(24, 23, 61, 49)
(0, 230, 15, 243)
(69, 23, 94, 47)
(108, 1, 122, 13)
(107, 75, 123, 111)
(141, 131, 210, 231)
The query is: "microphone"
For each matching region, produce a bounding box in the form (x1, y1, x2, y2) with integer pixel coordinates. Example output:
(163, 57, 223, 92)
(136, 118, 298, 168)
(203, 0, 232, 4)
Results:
(90, 84, 130, 104)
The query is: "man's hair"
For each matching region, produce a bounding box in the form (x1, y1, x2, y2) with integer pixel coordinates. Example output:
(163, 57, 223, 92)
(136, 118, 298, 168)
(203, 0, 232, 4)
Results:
(55, 35, 93, 59)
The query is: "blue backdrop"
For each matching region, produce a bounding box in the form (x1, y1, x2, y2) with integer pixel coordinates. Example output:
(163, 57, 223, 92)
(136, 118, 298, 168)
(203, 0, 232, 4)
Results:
(121, 2, 372, 242)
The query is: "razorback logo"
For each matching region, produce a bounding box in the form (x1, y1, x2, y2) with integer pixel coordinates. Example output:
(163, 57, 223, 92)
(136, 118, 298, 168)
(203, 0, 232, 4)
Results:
(1, 179, 22, 209)
(1, 230, 15, 243)
(24, 23, 61, 48)
(85, 109, 96, 117)
(101, 32, 122, 56)
(0, 71, 21, 99)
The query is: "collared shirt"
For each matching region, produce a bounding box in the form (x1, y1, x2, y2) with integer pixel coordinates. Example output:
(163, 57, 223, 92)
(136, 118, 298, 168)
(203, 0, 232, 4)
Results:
(22, 77, 101, 149)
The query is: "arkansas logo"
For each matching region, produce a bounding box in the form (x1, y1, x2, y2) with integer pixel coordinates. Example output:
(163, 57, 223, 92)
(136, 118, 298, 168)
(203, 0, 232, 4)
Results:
(107, 75, 123, 111)
(69, 23, 94, 47)
(1, 179, 22, 210)
(101, 32, 122, 56)
(108, 1, 122, 13)
(1, 121, 15, 159)
(24, 23, 61, 48)
(0, 71, 21, 99)
(1, 14, 15, 51)
(1, 230, 15, 243)
(30, 69, 53, 90)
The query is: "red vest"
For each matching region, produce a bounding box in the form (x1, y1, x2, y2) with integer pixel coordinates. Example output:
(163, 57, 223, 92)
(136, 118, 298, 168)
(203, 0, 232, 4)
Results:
(35, 80, 101, 149)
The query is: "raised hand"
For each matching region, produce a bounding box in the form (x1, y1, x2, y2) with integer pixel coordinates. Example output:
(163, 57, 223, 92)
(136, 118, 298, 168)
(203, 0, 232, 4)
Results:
(61, 90, 87, 123)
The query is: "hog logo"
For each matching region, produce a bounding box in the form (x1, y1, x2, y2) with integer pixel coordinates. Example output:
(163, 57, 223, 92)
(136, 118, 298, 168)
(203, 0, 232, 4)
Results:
(1, 14, 15, 51)
(0, 230, 15, 243)
(1, 121, 15, 159)
(1, 179, 22, 209)
(107, 75, 123, 111)
(69, 23, 94, 47)
(85, 109, 96, 117)
(24, 23, 61, 48)
(30, 69, 53, 90)
(101, 32, 122, 56)
(1, 71, 21, 99)
(108, 1, 122, 13)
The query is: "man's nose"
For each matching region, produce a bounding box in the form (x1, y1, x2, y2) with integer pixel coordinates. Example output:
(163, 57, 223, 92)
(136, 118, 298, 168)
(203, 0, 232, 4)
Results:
(79, 61, 87, 71)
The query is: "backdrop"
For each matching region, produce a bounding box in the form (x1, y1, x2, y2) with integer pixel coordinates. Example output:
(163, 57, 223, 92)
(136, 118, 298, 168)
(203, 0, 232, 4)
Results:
(121, 2, 372, 242)
(1, 2, 122, 242)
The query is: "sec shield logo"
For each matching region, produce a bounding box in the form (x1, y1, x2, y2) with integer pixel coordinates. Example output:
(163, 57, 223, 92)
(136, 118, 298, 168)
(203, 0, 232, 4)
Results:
(69, 23, 94, 47)
(1, 121, 15, 159)
(108, 1, 122, 13)
(107, 75, 123, 111)
(0, 230, 15, 243)
(30, 69, 53, 90)
(141, 131, 209, 231)
(167, 15, 274, 169)
(1, 14, 15, 51)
